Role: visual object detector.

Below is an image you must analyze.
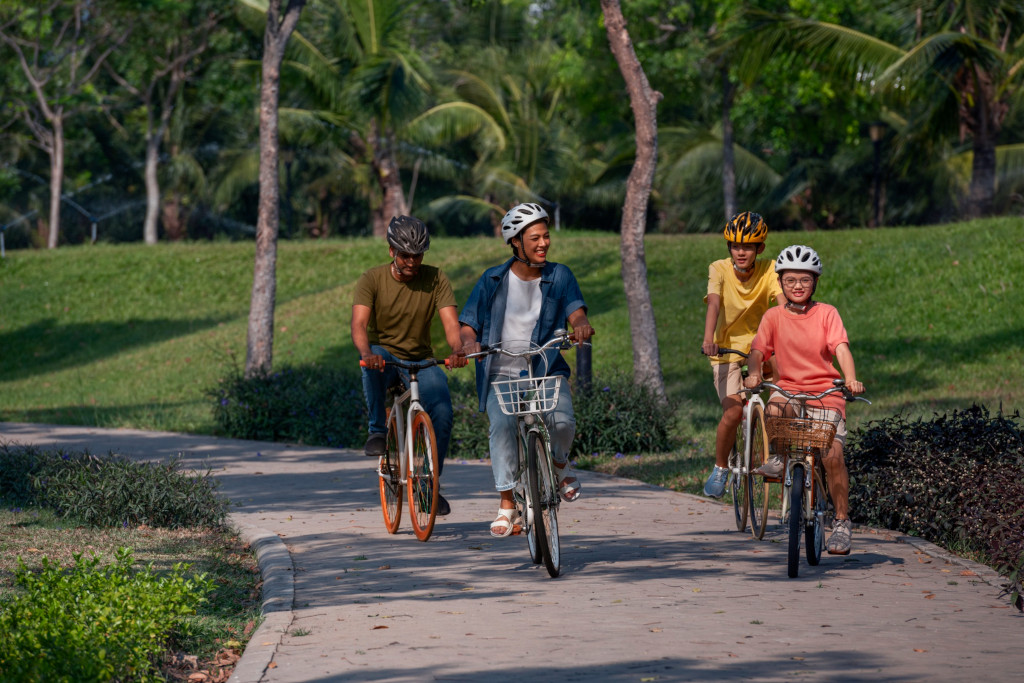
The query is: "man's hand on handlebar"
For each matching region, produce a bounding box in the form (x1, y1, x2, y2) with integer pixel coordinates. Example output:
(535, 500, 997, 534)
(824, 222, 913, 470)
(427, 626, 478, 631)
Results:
(360, 352, 385, 371)
(446, 348, 468, 369)
(701, 341, 720, 357)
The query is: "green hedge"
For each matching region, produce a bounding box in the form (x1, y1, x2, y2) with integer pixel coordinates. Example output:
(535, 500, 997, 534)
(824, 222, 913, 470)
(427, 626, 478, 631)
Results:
(846, 405, 1024, 608)
(0, 445, 228, 529)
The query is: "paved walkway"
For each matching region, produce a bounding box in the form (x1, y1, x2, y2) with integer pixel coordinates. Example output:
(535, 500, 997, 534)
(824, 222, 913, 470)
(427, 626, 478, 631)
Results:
(2, 422, 1021, 682)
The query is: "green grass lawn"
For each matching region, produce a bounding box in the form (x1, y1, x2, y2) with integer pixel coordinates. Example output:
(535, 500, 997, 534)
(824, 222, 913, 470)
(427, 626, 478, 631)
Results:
(2, 218, 1021, 450)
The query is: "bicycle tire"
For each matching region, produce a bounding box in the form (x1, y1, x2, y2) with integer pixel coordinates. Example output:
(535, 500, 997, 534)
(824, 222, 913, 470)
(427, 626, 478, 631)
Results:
(747, 402, 771, 540)
(788, 463, 805, 578)
(806, 470, 825, 566)
(731, 421, 748, 532)
(526, 433, 559, 576)
(407, 410, 439, 542)
(379, 409, 403, 534)
(532, 431, 560, 578)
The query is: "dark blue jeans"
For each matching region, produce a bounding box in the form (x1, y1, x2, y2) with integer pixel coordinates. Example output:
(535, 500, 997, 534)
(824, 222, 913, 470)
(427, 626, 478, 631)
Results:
(361, 345, 454, 473)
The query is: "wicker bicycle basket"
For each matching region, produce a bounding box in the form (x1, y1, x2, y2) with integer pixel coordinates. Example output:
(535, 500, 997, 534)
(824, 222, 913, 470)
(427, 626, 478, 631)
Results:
(765, 407, 842, 454)
(493, 376, 560, 416)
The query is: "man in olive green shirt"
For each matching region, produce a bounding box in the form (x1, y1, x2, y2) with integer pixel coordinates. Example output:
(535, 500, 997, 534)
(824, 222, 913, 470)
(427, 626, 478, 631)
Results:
(350, 216, 466, 515)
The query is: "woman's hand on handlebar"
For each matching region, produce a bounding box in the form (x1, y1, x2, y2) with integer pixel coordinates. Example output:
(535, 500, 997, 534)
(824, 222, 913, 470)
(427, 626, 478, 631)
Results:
(569, 323, 594, 344)
(844, 379, 865, 396)
(743, 372, 763, 390)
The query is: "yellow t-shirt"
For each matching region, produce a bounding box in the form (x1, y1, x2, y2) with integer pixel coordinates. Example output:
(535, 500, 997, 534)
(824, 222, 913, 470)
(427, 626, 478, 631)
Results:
(704, 258, 782, 364)
(353, 264, 456, 360)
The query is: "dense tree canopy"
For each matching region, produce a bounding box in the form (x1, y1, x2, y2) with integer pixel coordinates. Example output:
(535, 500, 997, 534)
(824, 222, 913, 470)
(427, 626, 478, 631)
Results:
(1, 0, 1023, 247)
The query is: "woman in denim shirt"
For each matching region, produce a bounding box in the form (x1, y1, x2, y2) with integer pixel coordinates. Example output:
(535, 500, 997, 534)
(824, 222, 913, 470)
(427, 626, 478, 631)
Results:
(459, 203, 594, 537)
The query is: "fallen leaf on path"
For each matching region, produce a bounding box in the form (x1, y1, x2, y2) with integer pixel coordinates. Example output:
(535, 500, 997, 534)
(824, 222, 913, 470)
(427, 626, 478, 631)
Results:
(373, 625, 388, 630)
(913, 649, 928, 653)
(959, 570, 977, 576)
(649, 628, 662, 632)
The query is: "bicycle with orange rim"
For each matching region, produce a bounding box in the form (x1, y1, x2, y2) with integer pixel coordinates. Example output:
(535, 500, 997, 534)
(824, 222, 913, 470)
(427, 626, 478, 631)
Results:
(359, 357, 450, 541)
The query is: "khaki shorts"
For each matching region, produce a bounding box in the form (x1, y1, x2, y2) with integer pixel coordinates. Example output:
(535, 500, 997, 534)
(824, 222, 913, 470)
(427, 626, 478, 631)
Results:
(712, 362, 744, 403)
(766, 394, 848, 448)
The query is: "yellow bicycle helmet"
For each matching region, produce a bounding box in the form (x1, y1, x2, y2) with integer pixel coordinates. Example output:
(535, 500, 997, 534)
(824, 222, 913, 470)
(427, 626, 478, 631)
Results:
(723, 211, 768, 244)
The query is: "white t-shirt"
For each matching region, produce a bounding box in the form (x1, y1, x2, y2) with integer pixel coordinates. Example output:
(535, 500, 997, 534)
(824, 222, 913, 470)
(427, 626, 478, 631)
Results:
(491, 271, 542, 377)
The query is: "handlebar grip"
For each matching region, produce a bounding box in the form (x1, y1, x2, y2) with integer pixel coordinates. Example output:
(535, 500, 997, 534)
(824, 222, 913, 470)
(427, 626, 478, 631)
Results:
(359, 359, 386, 369)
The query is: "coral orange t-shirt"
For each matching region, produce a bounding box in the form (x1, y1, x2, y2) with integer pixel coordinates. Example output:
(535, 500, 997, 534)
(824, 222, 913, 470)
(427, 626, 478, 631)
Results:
(751, 302, 850, 416)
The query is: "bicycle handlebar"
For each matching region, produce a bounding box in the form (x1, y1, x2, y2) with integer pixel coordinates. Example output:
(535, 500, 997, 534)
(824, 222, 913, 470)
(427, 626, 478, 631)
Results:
(466, 328, 590, 361)
(701, 346, 749, 359)
(359, 357, 451, 371)
(753, 379, 871, 405)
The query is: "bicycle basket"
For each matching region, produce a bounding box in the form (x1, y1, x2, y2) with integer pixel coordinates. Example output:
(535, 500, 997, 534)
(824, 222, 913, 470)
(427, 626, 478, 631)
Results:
(765, 407, 841, 454)
(493, 376, 560, 416)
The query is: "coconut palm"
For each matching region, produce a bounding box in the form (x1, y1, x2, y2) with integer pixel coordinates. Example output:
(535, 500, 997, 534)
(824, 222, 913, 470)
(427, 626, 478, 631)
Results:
(736, 0, 1024, 218)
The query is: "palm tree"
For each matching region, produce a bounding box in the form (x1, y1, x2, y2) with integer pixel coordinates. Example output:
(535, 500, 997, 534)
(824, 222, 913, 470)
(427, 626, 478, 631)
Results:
(737, 1, 1024, 218)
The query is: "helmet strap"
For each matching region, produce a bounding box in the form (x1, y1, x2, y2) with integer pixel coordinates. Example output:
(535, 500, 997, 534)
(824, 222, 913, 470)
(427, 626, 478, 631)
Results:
(511, 241, 544, 269)
(732, 260, 754, 275)
(785, 300, 812, 313)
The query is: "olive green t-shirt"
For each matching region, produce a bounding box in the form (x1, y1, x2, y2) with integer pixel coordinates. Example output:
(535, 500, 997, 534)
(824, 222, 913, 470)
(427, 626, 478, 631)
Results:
(352, 264, 456, 360)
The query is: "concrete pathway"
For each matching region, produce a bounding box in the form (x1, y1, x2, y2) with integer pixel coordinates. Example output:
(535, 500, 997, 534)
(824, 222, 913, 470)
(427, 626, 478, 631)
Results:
(2, 422, 1020, 682)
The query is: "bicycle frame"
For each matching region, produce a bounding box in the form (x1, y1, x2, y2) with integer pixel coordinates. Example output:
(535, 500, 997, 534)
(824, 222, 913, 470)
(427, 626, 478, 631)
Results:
(379, 381, 425, 488)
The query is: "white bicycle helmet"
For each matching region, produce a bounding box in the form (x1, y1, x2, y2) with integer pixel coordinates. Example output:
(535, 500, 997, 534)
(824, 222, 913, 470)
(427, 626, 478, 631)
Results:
(775, 244, 823, 275)
(500, 202, 548, 243)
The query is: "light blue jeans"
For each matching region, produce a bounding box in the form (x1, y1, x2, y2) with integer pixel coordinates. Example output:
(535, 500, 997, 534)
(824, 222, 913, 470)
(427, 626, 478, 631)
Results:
(486, 375, 575, 491)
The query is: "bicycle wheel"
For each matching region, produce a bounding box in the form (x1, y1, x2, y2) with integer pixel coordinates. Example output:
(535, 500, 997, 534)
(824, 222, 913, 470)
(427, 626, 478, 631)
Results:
(787, 463, 805, 578)
(407, 410, 439, 542)
(806, 463, 827, 566)
(525, 441, 544, 565)
(379, 409, 403, 534)
(531, 431, 560, 578)
(747, 403, 771, 540)
(730, 421, 748, 532)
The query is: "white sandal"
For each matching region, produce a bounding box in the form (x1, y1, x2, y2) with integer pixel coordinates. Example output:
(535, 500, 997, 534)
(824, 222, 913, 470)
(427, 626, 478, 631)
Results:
(553, 461, 581, 502)
(489, 507, 520, 538)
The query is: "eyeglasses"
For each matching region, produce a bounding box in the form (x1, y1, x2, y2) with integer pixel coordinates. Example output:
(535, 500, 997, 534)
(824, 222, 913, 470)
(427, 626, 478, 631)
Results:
(781, 276, 815, 287)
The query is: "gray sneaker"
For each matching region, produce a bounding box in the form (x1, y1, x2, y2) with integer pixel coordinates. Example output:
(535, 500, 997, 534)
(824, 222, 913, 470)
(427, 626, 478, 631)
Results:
(827, 518, 852, 555)
(703, 465, 729, 498)
(753, 455, 784, 478)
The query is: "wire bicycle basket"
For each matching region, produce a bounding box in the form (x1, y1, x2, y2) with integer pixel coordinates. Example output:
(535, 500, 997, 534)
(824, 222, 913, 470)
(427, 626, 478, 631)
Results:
(765, 405, 842, 454)
(493, 375, 560, 416)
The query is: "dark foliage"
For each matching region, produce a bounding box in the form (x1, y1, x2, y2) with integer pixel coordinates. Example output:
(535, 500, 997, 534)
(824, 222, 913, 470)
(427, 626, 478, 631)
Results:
(0, 444, 228, 529)
(208, 365, 367, 449)
(847, 405, 1024, 607)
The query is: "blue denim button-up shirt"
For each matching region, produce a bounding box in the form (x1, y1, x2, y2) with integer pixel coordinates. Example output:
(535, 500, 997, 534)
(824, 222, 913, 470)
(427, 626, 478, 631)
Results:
(459, 258, 587, 412)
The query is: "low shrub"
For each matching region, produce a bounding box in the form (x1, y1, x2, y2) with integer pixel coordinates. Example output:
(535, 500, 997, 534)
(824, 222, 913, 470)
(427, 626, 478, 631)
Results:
(449, 374, 491, 459)
(0, 445, 229, 529)
(846, 405, 1024, 604)
(569, 375, 676, 458)
(0, 547, 213, 682)
(208, 365, 366, 448)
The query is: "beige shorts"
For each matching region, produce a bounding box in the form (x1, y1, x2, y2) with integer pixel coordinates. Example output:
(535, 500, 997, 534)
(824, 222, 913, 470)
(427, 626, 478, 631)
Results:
(766, 393, 848, 448)
(712, 362, 744, 403)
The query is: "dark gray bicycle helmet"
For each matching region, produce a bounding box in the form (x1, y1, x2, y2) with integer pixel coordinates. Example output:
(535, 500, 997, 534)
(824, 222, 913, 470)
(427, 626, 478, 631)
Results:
(386, 215, 430, 254)
(500, 202, 549, 243)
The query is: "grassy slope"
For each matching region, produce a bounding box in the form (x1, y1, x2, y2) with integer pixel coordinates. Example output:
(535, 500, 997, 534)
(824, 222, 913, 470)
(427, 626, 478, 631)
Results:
(1, 219, 1021, 442)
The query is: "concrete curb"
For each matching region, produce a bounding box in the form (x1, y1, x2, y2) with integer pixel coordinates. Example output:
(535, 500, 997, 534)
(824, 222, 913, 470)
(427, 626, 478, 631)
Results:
(229, 523, 295, 683)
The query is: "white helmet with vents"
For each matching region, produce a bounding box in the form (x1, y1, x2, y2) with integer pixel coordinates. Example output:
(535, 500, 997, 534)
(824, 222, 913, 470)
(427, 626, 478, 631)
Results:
(500, 203, 548, 243)
(775, 244, 823, 275)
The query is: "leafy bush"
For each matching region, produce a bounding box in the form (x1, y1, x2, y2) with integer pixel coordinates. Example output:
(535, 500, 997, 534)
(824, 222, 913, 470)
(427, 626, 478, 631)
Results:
(0, 547, 213, 682)
(208, 365, 366, 448)
(0, 445, 229, 529)
(847, 405, 1024, 604)
(568, 375, 676, 458)
(449, 374, 492, 459)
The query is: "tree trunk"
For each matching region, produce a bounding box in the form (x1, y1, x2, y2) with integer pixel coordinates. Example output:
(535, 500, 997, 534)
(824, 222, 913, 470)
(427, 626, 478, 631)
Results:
(600, 0, 667, 403)
(369, 121, 408, 238)
(144, 132, 161, 244)
(47, 117, 65, 249)
(244, 0, 305, 378)
(721, 64, 737, 222)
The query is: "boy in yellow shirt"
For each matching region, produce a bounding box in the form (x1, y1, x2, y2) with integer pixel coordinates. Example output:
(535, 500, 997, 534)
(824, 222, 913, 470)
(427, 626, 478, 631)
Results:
(701, 212, 784, 498)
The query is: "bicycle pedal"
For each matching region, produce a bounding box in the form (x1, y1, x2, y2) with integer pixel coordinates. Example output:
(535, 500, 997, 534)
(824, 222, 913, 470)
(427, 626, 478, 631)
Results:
(511, 524, 523, 535)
